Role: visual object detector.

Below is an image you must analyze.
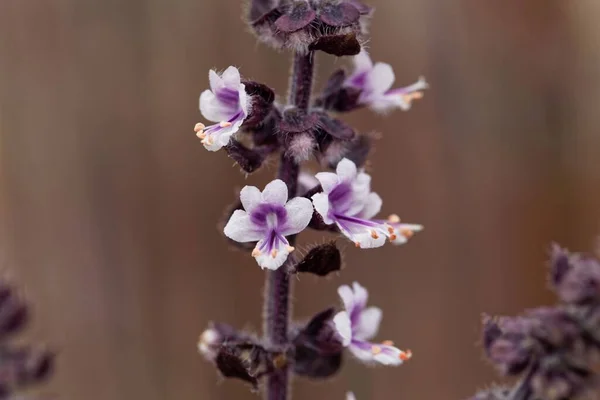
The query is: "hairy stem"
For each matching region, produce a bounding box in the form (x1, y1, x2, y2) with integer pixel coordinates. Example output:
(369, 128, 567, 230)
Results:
(264, 51, 314, 400)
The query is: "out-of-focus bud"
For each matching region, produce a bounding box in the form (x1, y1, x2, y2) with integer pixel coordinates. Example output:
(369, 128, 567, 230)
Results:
(293, 242, 342, 277)
(198, 322, 253, 361)
(550, 247, 600, 305)
(317, 132, 374, 169)
(225, 139, 268, 174)
(293, 308, 344, 379)
(0, 283, 29, 338)
(467, 387, 511, 400)
(242, 80, 276, 128)
(482, 314, 534, 375)
(0, 346, 54, 397)
(214, 342, 274, 389)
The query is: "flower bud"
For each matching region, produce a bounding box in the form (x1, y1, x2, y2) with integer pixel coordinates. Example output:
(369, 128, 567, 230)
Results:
(0, 282, 29, 338)
(293, 242, 342, 276)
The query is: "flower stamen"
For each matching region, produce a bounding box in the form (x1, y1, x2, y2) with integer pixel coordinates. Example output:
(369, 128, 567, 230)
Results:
(271, 249, 278, 258)
(382, 340, 394, 346)
(388, 214, 401, 223)
(219, 121, 233, 128)
(399, 350, 412, 361)
(371, 345, 382, 355)
(286, 245, 295, 253)
(400, 229, 414, 238)
(252, 248, 262, 257)
(370, 230, 379, 239)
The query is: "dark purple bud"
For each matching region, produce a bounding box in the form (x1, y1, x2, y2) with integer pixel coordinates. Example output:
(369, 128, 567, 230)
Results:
(293, 308, 344, 378)
(532, 357, 590, 400)
(527, 307, 582, 349)
(482, 315, 535, 375)
(293, 242, 341, 276)
(274, 2, 316, 33)
(225, 139, 266, 174)
(314, 112, 355, 140)
(318, 3, 360, 27)
(0, 346, 54, 389)
(318, 132, 374, 169)
(308, 33, 362, 57)
(553, 253, 600, 305)
(550, 244, 572, 288)
(198, 322, 255, 361)
(0, 283, 29, 338)
(215, 343, 267, 389)
(242, 80, 275, 128)
(278, 109, 320, 163)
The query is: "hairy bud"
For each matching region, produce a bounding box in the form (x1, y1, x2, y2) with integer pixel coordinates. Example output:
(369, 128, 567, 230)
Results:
(293, 242, 342, 276)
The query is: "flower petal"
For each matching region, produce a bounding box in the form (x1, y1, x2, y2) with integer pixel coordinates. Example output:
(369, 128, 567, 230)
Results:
(315, 172, 340, 193)
(348, 340, 406, 366)
(240, 185, 262, 213)
(254, 239, 291, 270)
(336, 158, 358, 182)
(333, 311, 352, 346)
(337, 284, 354, 313)
(221, 66, 241, 88)
(337, 223, 386, 249)
(351, 282, 369, 314)
(223, 210, 264, 242)
(353, 50, 373, 72)
(373, 345, 406, 366)
(359, 192, 382, 220)
(391, 223, 424, 245)
(261, 179, 288, 206)
(312, 192, 333, 225)
(280, 197, 313, 236)
(209, 69, 223, 93)
(347, 392, 357, 400)
(199, 90, 229, 122)
(367, 62, 395, 95)
(354, 306, 382, 341)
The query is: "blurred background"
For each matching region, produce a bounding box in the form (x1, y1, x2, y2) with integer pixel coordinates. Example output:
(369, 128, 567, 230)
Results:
(1, 0, 600, 399)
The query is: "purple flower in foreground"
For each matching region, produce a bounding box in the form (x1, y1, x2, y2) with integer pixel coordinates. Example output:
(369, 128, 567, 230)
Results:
(333, 282, 412, 366)
(311, 158, 422, 248)
(345, 51, 428, 113)
(224, 179, 313, 270)
(195, 66, 249, 151)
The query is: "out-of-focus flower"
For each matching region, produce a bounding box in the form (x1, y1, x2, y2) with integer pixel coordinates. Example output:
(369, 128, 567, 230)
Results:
(311, 158, 421, 248)
(224, 179, 313, 270)
(346, 392, 357, 400)
(344, 51, 428, 113)
(333, 282, 411, 366)
(195, 67, 249, 151)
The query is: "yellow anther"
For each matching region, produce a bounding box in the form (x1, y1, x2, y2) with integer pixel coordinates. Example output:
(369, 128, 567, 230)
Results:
(403, 92, 424, 104)
(355, 242, 361, 248)
(388, 214, 401, 223)
(382, 340, 394, 346)
(370, 230, 379, 239)
(371, 345, 382, 355)
(389, 234, 397, 242)
(286, 245, 295, 253)
(399, 350, 412, 361)
(219, 121, 233, 128)
(271, 249, 278, 258)
(400, 229, 414, 238)
(387, 225, 395, 234)
(194, 122, 205, 132)
(196, 131, 206, 139)
(252, 248, 261, 257)
(202, 136, 213, 146)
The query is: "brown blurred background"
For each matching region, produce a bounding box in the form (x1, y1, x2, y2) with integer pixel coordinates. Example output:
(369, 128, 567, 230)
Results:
(1, 0, 600, 399)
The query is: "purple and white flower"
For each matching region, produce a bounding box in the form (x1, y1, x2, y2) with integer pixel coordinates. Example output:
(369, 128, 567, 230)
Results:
(223, 179, 313, 270)
(195, 66, 249, 151)
(311, 158, 422, 248)
(334, 282, 412, 366)
(344, 50, 428, 113)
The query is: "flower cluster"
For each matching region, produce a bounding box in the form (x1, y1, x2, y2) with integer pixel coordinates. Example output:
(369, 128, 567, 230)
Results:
(195, 0, 426, 398)
(470, 245, 600, 400)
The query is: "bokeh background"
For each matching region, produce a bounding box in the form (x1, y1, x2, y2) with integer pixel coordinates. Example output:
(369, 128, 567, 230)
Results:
(2, 0, 600, 399)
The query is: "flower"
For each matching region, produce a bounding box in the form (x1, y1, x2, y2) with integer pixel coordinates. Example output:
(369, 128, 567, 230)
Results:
(311, 158, 422, 248)
(347, 392, 356, 400)
(333, 282, 412, 366)
(344, 51, 428, 113)
(195, 66, 249, 151)
(223, 179, 313, 270)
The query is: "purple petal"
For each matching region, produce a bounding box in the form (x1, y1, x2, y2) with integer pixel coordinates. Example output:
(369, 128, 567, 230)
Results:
(274, 2, 316, 33)
(319, 3, 360, 27)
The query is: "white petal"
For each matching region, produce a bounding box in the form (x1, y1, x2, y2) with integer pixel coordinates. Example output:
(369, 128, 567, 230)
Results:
(351, 282, 369, 311)
(208, 69, 223, 93)
(199, 90, 229, 122)
(223, 210, 264, 242)
(338, 225, 386, 249)
(315, 172, 340, 193)
(240, 185, 262, 213)
(347, 341, 377, 363)
(373, 345, 405, 366)
(353, 50, 373, 72)
(254, 240, 291, 270)
(336, 158, 358, 182)
(360, 192, 382, 220)
(354, 307, 382, 341)
(368, 96, 402, 114)
(311, 192, 334, 225)
(333, 311, 352, 347)
(367, 62, 395, 95)
(238, 83, 249, 115)
(337, 284, 354, 313)
(391, 223, 424, 245)
(261, 179, 288, 206)
(280, 197, 313, 236)
(221, 66, 241, 87)
(347, 392, 357, 400)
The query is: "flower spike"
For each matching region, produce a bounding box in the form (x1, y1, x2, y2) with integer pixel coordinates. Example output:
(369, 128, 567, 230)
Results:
(333, 282, 412, 366)
(195, 66, 249, 151)
(223, 179, 313, 270)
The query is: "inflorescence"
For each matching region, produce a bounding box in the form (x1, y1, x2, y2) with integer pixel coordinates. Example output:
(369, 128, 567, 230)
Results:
(194, 0, 426, 398)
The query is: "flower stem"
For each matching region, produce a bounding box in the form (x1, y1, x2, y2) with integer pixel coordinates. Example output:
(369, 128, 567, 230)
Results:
(264, 51, 314, 400)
